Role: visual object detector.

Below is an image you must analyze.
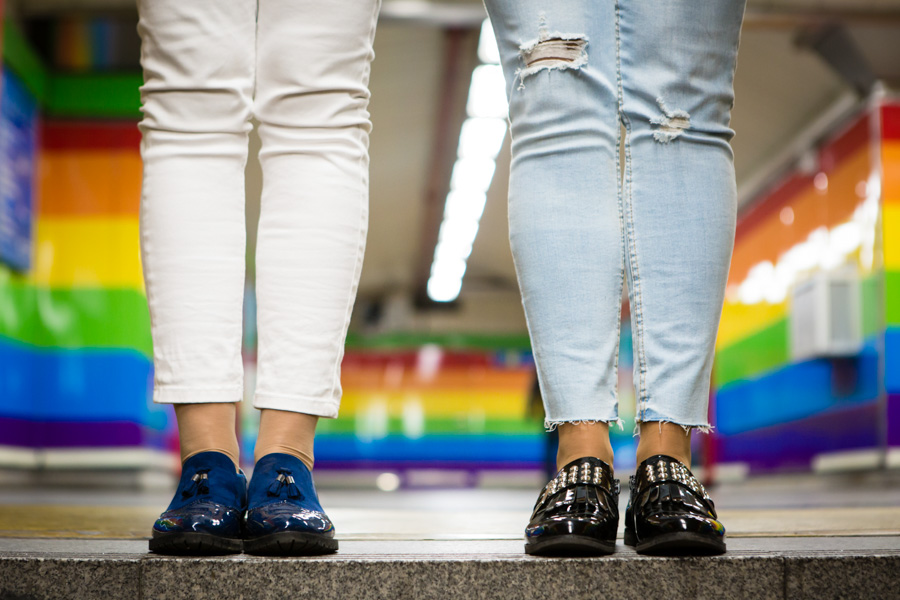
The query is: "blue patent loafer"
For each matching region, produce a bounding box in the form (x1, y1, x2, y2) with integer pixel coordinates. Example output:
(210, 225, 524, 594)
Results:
(149, 451, 246, 555)
(243, 453, 337, 556)
(525, 457, 619, 556)
(624, 454, 726, 555)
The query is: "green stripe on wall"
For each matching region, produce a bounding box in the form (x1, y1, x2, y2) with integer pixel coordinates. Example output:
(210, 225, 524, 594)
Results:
(2, 20, 48, 102)
(46, 73, 143, 118)
(0, 284, 151, 357)
(861, 271, 883, 337)
(346, 331, 532, 351)
(714, 319, 789, 387)
(887, 271, 900, 326)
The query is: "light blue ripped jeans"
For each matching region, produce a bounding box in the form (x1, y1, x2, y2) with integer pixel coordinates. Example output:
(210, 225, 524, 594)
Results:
(483, 0, 746, 431)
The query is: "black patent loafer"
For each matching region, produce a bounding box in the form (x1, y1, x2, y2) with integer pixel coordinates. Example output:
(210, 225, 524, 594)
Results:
(525, 457, 619, 556)
(624, 454, 725, 555)
(150, 451, 247, 555)
(243, 453, 338, 556)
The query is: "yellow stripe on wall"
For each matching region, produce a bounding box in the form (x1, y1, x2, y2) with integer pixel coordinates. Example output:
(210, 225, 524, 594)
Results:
(716, 300, 787, 350)
(885, 204, 900, 270)
(340, 390, 529, 419)
(31, 218, 144, 290)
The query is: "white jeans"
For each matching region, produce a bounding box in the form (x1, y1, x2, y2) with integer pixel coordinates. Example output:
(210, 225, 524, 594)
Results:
(137, 0, 380, 417)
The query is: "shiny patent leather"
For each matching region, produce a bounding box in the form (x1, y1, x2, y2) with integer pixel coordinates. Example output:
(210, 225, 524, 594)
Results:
(150, 451, 247, 555)
(243, 453, 337, 556)
(525, 456, 619, 556)
(624, 454, 725, 555)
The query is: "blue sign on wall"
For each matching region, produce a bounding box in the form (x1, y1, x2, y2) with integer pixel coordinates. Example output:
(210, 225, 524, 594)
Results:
(0, 67, 38, 272)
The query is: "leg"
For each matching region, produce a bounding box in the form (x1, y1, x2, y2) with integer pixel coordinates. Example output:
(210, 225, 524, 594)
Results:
(138, 0, 254, 466)
(635, 421, 691, 465)
(617, 0, 746, 555)
(486, 0, 623, 432)
(556, 422, 613, 469)
(252, 0, 379, 443)
(618, 0, 745, 436)
(242, 0, 380, 557)
(174, 403, 239, 468)
(485, 0, 621, 557)
(254, 409, 318, 470)
(138, 0, 254, 555)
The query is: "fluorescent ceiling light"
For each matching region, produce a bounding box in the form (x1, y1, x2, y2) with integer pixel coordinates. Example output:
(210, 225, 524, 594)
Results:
(458, 117, 507, 159)
(450, 157, 497, 193)
(467, 64, 507, 119)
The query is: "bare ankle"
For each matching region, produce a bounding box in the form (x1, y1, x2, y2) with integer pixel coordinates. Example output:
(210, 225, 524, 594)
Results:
(635, 421, 692, 466)
(255, 409, 318, 470)
(174, 402, 241, 471)
(555, 421, 614, 472)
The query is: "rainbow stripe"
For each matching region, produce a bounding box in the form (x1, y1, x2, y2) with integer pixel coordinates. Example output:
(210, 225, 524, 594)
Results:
(0, 113, 169, 449)
(712, 103, 900, 471)
(882, 103, 900, 447)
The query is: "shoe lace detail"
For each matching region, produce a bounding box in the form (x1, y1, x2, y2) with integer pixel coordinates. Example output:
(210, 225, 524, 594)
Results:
(267, 468, 302, 499)
(181, 469, 210, 499)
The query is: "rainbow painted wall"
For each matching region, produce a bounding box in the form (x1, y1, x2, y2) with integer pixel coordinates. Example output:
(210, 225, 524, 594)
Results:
(884, 104, 900, 457)
(712, 101, 900, 473)
(0, 21, 172, 466)
(239, 331, 640, 474)
(3, 16, 899, 476)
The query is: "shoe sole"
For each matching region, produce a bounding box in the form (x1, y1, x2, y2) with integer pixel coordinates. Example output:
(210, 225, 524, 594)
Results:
(525, 534, 616, 557)
(624, 530, 726, 555)
(149, 531, 242, 556)
(244, 531, 338, 556)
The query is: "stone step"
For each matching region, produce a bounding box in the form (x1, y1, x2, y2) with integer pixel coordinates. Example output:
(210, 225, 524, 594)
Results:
(2, 537, 898, 600)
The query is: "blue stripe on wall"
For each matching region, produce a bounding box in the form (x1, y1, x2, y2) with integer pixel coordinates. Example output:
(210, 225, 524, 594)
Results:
(0, 336, 158, 424)
(716, 338, 878, 436)
(886, 327, 900, 394)
(314, 433, 545, 465)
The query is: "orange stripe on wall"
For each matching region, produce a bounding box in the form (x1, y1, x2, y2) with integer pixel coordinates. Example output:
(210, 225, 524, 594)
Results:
(37, 151, 142, 217)
(729, 145, 871, 285)
(883, 142, 900, 205)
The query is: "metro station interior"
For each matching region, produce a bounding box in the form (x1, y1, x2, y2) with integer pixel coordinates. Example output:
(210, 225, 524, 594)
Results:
(1, 0, 899, 598)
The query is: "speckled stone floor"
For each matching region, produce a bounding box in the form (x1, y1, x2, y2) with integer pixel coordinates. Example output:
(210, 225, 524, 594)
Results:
(1, 471, 899, 599)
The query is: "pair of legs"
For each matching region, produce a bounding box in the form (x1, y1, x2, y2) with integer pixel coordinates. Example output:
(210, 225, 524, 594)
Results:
(557, 421, 691, 470)
(138, 0, 380, 465)
(483, 0, 745, 467)
(174, 403, 316, 471)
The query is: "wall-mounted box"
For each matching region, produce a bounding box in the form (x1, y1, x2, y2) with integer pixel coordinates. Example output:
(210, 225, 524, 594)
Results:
(789, 270, 863, 361)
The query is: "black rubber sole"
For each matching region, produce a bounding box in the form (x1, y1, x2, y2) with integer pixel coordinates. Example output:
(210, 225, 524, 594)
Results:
(149, 531, 243, 556)
(525, 534, 616, 557)
(624, 529, 726, 556)
(243, 531, 339, 556)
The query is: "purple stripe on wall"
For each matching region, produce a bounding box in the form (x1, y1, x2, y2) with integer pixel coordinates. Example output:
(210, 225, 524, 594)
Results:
(714, 402, 881, 473)
(889, 393, 900, 447)
(0, 416, 142, 448)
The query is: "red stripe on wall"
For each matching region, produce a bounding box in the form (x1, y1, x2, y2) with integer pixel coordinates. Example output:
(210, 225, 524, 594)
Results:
(42, 120, 141, 151)
(882, 103, 900, 141)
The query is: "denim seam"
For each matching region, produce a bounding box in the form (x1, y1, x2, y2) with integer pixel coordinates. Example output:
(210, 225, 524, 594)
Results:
(612, 82, 625, 412)
(326, 0, 380, 403)
(614, 0, 649, 418)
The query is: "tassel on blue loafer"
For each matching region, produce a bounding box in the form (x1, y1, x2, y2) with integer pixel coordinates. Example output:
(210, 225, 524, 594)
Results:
(243, 453, 338, 556)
